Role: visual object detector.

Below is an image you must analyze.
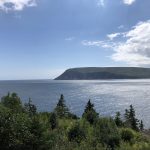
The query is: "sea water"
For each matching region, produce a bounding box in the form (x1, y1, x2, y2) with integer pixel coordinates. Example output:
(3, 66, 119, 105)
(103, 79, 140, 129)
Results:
(0, 79, 150, 128)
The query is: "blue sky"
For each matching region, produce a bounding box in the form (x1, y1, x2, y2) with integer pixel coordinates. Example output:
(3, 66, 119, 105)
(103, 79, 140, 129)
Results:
(0, 0, 150, 79)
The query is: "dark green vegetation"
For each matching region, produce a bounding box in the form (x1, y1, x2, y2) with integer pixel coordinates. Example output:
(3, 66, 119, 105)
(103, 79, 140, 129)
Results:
(0, 93, 150, 150)
(55, 67, 150, 80)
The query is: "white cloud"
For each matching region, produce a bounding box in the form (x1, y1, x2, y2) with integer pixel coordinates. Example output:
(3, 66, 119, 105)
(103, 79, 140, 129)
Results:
(97, 0, 105, 7)
(123, 0, 136, 5)
(82, 40, 117, 49)
(112, 20, 150, 66)
(107, 33, 121, 40)
(82, 40, 104, 47)
(0, 0, 36, 11)
(82, 20, 150, 66)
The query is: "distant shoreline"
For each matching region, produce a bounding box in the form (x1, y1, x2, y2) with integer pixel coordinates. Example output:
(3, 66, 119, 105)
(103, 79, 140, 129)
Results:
(55, 67, 150, 80)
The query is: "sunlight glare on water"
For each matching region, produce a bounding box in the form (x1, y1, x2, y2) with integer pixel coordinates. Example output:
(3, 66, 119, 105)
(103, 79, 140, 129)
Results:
(0, 79, 150, 128)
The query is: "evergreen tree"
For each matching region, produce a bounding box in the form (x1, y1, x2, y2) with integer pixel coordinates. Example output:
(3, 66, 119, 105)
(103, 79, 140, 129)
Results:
(84, 99, 94, 113)
(139, 120, 144, 131)
(24, 98, 37, 116)
(124, 109, 129, 121)
(129, 105, 139, 131)
(124, 105, 139, 131)
(26, 116, 50, 150)
(115, 112, 123, 127)
(82, 99, 99, 124)
(54, 94, 69, 118)
(49, 113, 57, 130)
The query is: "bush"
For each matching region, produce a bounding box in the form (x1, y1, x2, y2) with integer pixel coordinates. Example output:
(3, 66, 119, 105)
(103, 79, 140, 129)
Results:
(1, 93, 23, 113)
(67, 122, 86, 143)
(0, 106, 31, 150)
(117, 142, 150, 150)
(49, 113, 58, 130)
(120, 128, 135, 142)
(95, 118, 121, 149)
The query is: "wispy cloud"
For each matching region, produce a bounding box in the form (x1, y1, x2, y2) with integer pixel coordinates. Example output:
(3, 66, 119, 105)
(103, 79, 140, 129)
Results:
(82, 40, 104, 47)
(123, 0, 136, 5)
(82, 40, 118, 49)
(107, 33, 121, 40)
(97, 0, 105, 7)
(0, 0, 36, 11)
(65, 37, 75, 41)
(82, 20, 150, 66)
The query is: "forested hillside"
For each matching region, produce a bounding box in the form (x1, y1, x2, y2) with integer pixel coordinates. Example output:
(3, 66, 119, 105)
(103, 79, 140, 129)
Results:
(55, 67, 150, 80)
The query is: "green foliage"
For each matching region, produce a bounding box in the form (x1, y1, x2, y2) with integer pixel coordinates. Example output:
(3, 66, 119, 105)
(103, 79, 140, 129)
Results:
(67, 122, 86, 143)
(95, 118, 121, 150)
(120, 128, 135, 143)
(1, 92, 23, 113)
(117, 142, 150, 150)
(24, 98, 37, 116)
(82, 100, 99, 124)
(25, 116, 51, 150)
(68, 112, 78, 119)
(115, 112, 123, 127)
(0, 94, 51, 150)
(54, 94, 70, 118)
(124, 105, 140, 131)
(0, 93, 150, 150)
(49, 112, 58, 130)
(0, 105, 31, 150)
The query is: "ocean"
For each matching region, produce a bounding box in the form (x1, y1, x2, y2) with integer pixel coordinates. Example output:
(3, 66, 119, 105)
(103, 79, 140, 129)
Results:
(0, 79, 150, 128)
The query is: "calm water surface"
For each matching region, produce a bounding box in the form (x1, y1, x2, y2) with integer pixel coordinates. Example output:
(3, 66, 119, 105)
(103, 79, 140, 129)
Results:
(0, 79, 150, 128)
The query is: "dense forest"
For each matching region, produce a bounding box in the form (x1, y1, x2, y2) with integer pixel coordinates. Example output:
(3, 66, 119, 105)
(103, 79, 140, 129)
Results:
(0, 93, 150, 150)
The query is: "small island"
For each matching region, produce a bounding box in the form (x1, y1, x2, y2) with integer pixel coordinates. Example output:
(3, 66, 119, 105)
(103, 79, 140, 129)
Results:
(55, 67, 150, 80)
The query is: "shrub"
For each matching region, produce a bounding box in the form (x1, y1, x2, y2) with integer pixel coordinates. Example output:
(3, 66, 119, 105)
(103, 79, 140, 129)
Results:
(95, 118, 121, 150)
(120, 128, 135, 142)
(49, 112, 58, 130)
(67, 122, 86, 143)
(1, 93, 23, 113)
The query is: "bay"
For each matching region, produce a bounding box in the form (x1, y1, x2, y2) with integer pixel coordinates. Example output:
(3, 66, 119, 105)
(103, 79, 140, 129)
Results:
(0, 79, 150, 128)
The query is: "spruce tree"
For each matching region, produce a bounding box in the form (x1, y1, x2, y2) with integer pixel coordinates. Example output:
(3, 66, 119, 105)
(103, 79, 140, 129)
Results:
(129, 105, 139, 131)
(54, 94, 69, 118)
(124, 109, 129, 121)
(124, 105, 139, 131)
(82, 99, 99, 124)
(115, 112, 123, 127)
(84, 100, 94, 113)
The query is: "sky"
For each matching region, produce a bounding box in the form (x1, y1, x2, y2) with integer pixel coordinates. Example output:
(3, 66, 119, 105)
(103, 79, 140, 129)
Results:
(0, 0, 150, 79)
